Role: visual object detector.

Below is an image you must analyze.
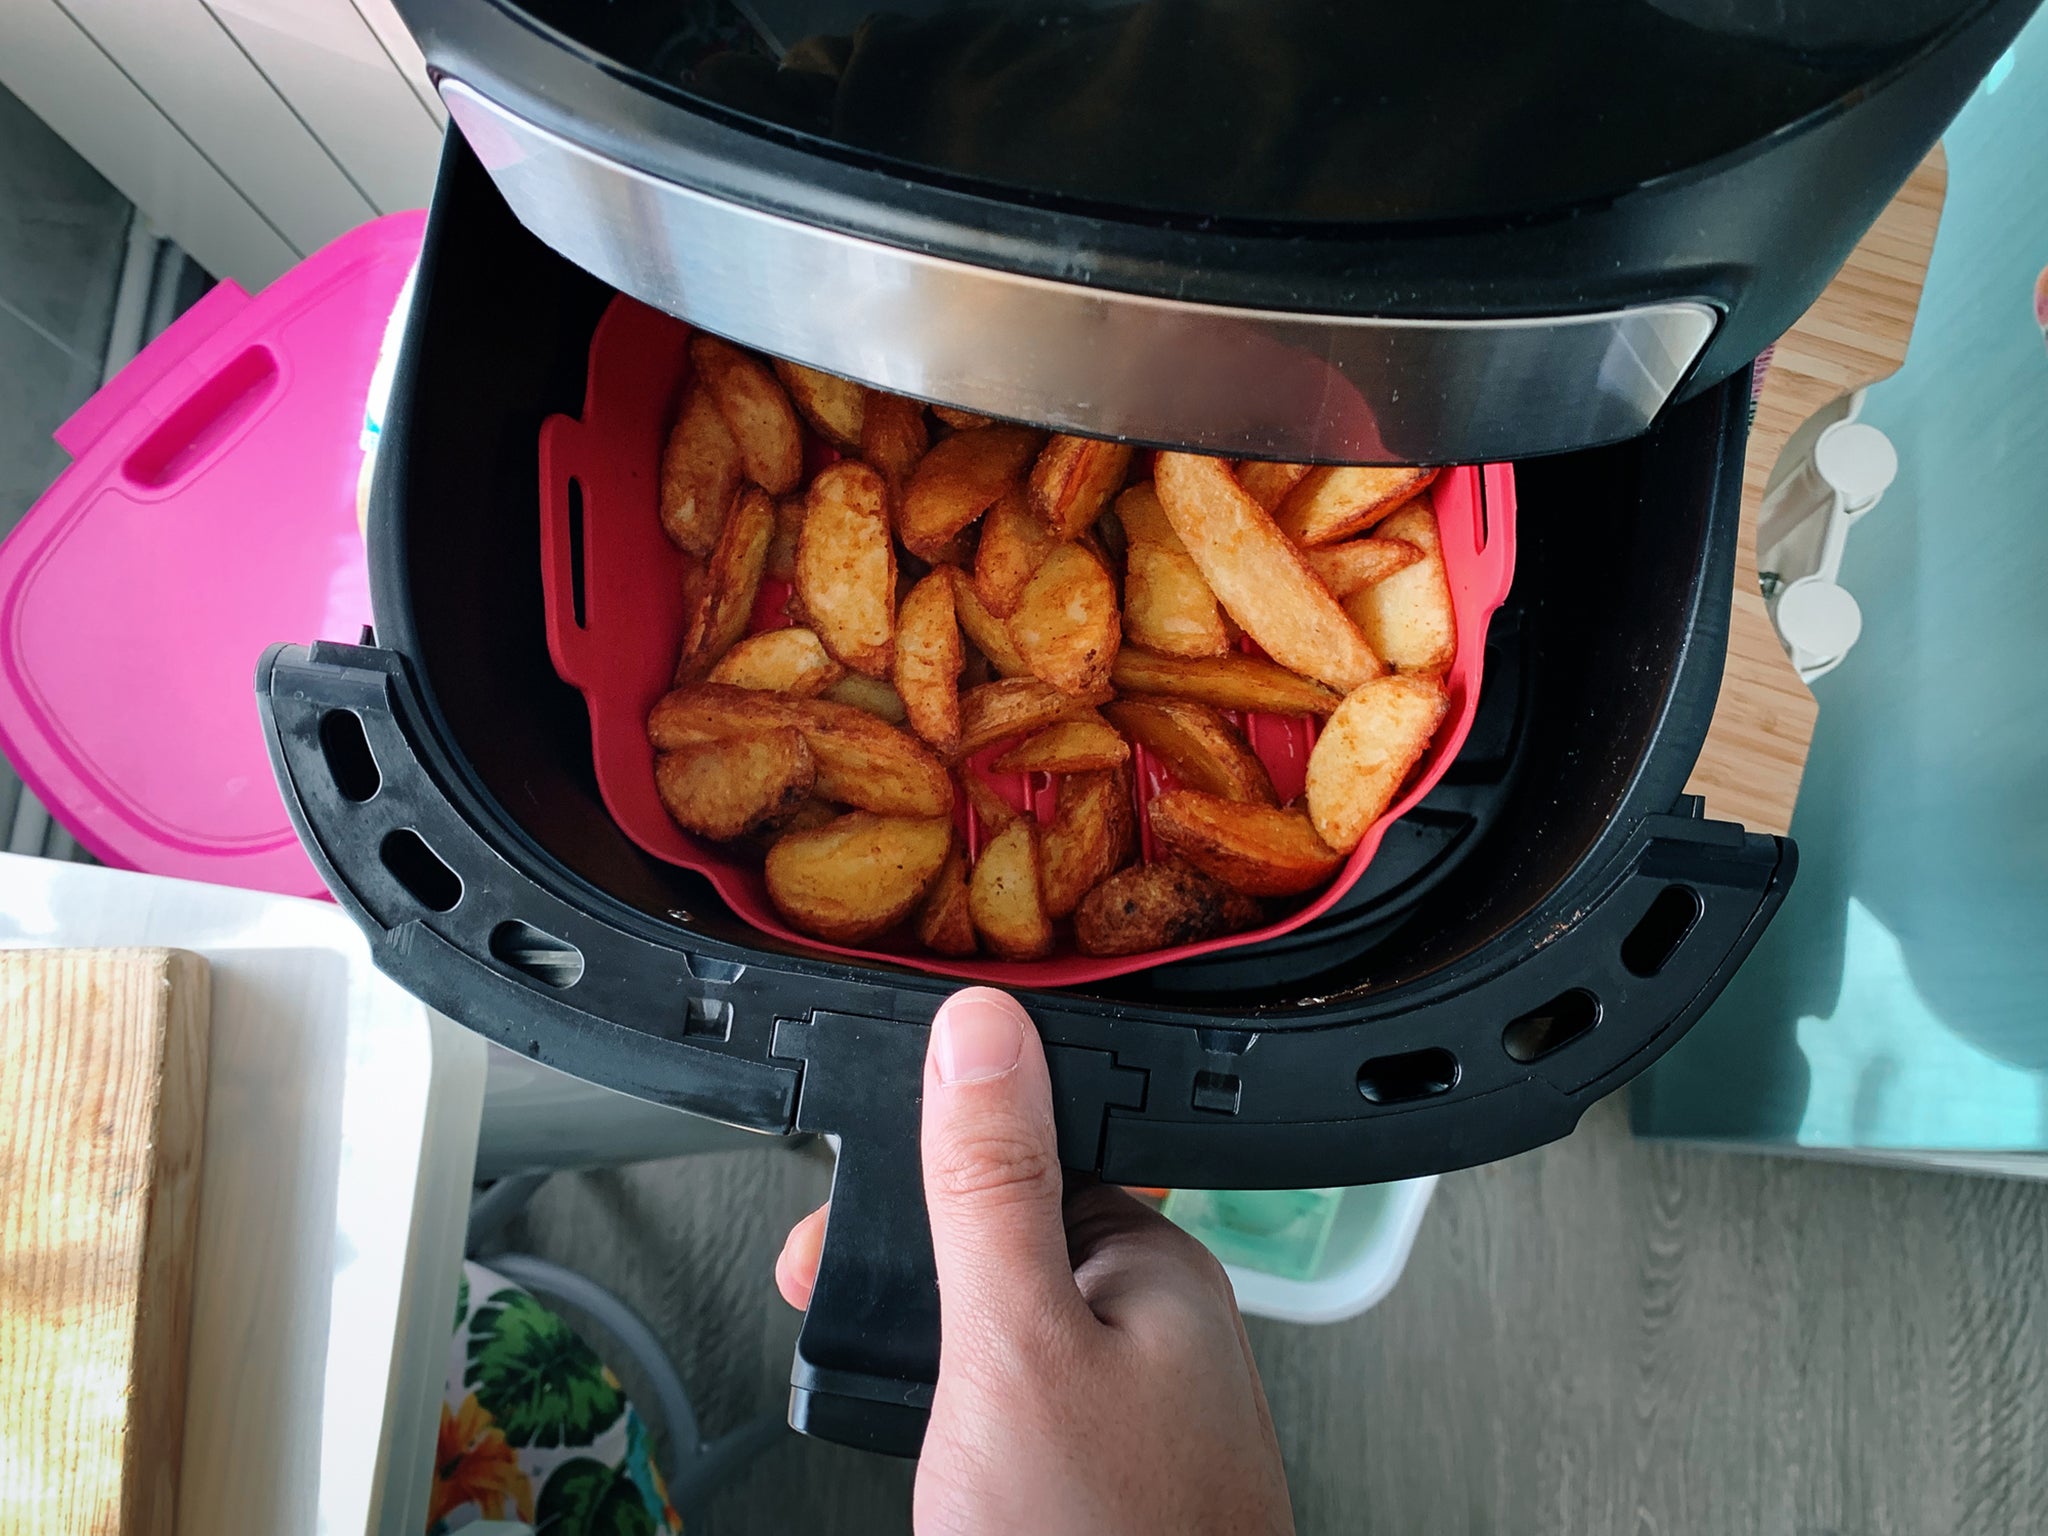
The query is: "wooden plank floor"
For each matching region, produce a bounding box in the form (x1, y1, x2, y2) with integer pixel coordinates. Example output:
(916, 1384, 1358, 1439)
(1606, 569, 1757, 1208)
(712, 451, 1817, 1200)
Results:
(510, 1094, 2048, 1535)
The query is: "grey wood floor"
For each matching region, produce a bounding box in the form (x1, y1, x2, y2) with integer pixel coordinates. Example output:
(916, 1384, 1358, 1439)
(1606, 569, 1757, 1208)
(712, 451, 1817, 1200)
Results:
(510, 1092, 2048, 1535)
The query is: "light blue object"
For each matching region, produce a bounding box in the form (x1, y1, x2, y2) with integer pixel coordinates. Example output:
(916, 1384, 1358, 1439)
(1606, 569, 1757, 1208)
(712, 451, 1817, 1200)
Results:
(1164, 1188, 1347, 1282)
(1635, 7, 2048, 1154)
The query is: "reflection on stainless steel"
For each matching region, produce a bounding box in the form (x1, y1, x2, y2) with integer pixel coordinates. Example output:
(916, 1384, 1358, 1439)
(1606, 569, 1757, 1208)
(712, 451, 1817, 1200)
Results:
(444, 79, 1718, 464)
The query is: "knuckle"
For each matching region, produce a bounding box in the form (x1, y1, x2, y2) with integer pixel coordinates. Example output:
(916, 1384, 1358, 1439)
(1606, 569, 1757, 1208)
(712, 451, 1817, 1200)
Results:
(927, 1127, 1059, 1206)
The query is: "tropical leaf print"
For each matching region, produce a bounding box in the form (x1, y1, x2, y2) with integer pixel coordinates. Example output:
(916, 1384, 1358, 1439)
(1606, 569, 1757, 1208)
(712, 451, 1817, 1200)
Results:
(465, 1287, 625, 1447)
(534, 1457, 657, 1536)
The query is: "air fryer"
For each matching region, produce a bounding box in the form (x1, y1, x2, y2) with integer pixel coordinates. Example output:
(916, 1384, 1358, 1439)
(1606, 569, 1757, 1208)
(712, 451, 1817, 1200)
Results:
(260, 0, 2037, 1457)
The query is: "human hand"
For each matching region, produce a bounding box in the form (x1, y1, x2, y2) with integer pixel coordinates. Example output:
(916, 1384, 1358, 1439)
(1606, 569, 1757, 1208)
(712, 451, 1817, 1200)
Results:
(776, 986, 1293, 1535)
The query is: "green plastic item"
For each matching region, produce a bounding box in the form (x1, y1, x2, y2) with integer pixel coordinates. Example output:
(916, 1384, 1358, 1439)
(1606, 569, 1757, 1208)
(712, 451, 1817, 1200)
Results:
(1161, 1187, 1346, 1282)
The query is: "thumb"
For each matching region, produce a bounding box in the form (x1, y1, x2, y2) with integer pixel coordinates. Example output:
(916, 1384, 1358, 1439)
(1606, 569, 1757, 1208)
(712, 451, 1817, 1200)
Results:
(922, 988, 1084, 1348)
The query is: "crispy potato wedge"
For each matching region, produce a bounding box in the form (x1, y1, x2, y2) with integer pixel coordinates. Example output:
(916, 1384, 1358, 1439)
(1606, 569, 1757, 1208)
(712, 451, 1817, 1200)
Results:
(674, 485, 775, 681)
(1306, 536, 1425, 598)
(690, 334, 803, 494)
(777, 798, 842, 836)
(1100, 698, 1276, 804)
(766, 811, 952, 942)
(963, 772, 1023, 834)
(860, 390, 930, 498)
(1234, 460, 1312, 512)
(1153, 454, 1382, 692)
(894, 568, 964, 752)
(1040, 767, 1137, 919)
(1275, 465, 1437, 546)
(658, 381, 742, 557)
(765, 492, 807, 581)
(991, 714, 1130, 775)
(968, 819, 1055, 959)
(956, 676, 1114, 758)
(1304, 675, 1449, 853)
(655, 727, 815, 841)
(1147, 791, 1344, 897)
(796, 461, 896, 678)
(915, 837, 977, 955)
(1007, 541, 1120, 696)
(1346, 503, 1457, 676)
(1109, 647, 1341, 717)
(899, 424, 1042, 561)
(948, 567, 1033, 677)
(1117, 483, 1229, 658)
(707, 626, 844, 696)
(1074, 859, 1262, 956)
(973, 487, 1061, 618)
(1028, 434, 1134, 539)
(932, 405, 993, 430)
(823, 673, 909, 724)
(772, 359, 865, 448)
(649, 681, 804, 749)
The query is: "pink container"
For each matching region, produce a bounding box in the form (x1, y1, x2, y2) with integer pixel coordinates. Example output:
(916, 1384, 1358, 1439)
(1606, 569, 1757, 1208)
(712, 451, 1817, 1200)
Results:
(0, 213, 423, 896)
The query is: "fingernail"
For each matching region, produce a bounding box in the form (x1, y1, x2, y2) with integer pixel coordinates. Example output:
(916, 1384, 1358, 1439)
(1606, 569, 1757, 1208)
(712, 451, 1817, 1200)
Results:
(932, 988, 1026, 1084)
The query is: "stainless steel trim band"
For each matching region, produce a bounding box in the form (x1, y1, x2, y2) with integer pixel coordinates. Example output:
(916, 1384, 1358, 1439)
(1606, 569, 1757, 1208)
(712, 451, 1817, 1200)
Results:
(444, 79, 1719, 464)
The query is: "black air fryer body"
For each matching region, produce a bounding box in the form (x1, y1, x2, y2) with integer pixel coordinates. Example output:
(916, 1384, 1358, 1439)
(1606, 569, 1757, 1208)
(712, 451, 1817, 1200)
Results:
(261, 0, 2037, 1456)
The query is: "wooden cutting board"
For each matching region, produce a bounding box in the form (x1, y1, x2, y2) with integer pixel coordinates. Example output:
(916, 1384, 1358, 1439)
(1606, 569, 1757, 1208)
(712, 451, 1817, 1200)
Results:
(0, 948, 210, 1536)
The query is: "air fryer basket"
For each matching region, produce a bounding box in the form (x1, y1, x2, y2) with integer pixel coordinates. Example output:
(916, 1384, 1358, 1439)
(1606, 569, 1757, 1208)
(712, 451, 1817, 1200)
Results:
(261, 139, 1791, 1455)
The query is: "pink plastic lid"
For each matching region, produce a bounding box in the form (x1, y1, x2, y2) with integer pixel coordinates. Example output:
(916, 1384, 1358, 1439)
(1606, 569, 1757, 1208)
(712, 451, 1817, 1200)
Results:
(0, 212, 424, 896)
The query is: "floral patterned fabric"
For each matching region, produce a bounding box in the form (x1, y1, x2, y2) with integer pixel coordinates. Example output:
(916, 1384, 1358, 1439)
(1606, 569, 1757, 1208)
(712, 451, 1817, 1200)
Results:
(428, 1260, 683, 1536)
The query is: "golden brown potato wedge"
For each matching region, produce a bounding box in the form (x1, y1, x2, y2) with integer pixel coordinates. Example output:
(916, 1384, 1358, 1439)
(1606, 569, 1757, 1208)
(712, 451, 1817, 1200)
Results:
(948, 567, 1033, 677)
(674, 485, 775, 681)
(1234, 460, 1312, 512)
(968, 819, 1054, 959)
(648, 681, 803, 749)
(1153, 454, 1382, 693)
(765, 493, 807, 582)
(915, 837, 977, 956)
(860, 390, 930, 498)
(1040, 767, 1137, 919)
(963, 773, 1023, 834)
(1007, 541, 1120, 696)
(973, 487, 1061, 618)
(766, 811, 952, 942)
(658, 381, 742, 557)
(1306, 537, 1425, 598)
(894, 568, 964, 752)
(1345, 503, 1457, 676)
(1275, 465, 1437, 546)
(1116, 482, 1230, 658)
(772, 359, 865, 448)
(654, 727, 815, 841)
(1304, 675, 1449, 853)
(1109, 647, 1341, 717)
(796, 461, 896, 678)
(1074, 859, 1263, 956)
(1147, 791, 1344, 897)
(823, 673, 909, 724)
(1028, 434, 1134, 539)
(956, 676, 1115, 758)
(690, 334, 803, 494)
(991, 714, 1130, 775)
(899, 424, 1042, 561)
(932, 405, 993, 430)
(707, 626, 844, 696)
(1100, 698, 1276, 804)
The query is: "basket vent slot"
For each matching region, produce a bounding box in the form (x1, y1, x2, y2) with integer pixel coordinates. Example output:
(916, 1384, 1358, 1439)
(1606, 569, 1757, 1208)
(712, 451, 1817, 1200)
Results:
(1503, 989, 1601, 1064)
(318, 709, 380, 802)
(1357, 1048, 1459, 1105)
(490, 920, 584, 989)
(380, 829, 461, 912)
(1622, 885, 1704, 977)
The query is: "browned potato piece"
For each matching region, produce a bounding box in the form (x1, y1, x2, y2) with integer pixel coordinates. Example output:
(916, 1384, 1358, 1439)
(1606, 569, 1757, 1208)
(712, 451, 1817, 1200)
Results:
(658, 381, 742, 557)
(823, 673, 909, 724)
(690, 334, 803, 494)
(932, 405, 993, 430)
(1007, 541, 1120, 696)
(1306, 537, 1425, 598)
(1153, 454, 1382, 693)
(655, 727, 815, 841)
(894, 569, 964, 752)
(772, 359, 865, 448)
(674, 486, 775, 681)
(860, 390, 930, 499)
(948, 568, 1033, 677)
(1074, 860, 1263, 956)
(992, 715, 1130, 775)
(1304, 675, 1449, 853)
(899, 424, 1042, 561)
(1346, 503, 1457, 676)
(968, 819, 1054, 959)
(973, 488, 1060, 618)
(1147, 791, 1344, 897)
(1109, 647, 1341, 717)
(766, 811, 952, 942)
(915, 838, 977, 956)
(796, 461, 896, 678)
(1100, 698, 1276, 804)
(956, 677, 1114, 758)
(1028, 434, 1134, 539)
(707, 626, 844, 696)
(1116, 483, 1229, 658)
(1234, 460, 1312, 512)
(963, 773, 1023, 834)
(765, 493, 807, 581)
(649, 681, 804, 749)
(1275, 465, 1438, 546)
(1040, 768, 1137, 919)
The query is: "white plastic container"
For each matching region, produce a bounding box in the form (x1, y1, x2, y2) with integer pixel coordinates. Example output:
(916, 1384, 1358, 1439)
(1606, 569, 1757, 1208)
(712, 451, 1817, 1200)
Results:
(1211, 1178, 1439, 1326)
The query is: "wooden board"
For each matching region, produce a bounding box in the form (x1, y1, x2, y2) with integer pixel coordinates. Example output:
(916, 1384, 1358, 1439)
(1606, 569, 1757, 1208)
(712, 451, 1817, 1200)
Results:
(0, 948, 210, 1535)
(1686, 146, 1948, 834)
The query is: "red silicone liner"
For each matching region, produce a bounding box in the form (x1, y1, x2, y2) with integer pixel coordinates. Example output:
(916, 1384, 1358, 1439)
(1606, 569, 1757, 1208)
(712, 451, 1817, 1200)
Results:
(540, 296, 1517, 986)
